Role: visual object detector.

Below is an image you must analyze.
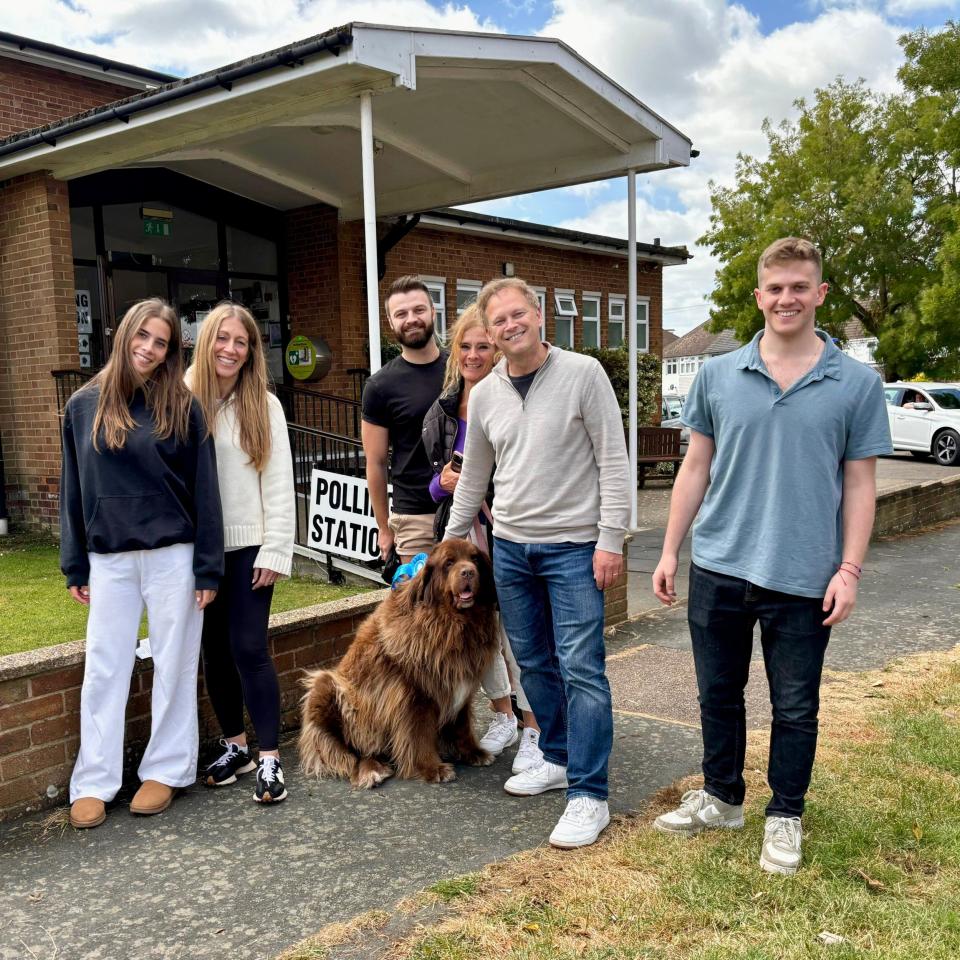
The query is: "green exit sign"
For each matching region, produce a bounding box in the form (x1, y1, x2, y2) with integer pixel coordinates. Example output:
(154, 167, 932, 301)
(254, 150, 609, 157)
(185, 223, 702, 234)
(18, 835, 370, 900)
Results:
(143, 218, 171, 237)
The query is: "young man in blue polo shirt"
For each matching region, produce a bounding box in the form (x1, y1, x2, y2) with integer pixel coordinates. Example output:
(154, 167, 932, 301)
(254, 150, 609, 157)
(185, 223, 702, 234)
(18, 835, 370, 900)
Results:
(651, 237, 892, 875)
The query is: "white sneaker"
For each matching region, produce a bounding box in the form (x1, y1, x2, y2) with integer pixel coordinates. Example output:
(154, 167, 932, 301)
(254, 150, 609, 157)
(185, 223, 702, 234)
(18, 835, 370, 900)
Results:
(503, 756, 568, 796)
(549, 796, 610, 849)
(478, 712, 519, 756)
(653, 789, 745, 835)
(512, 727, 543, 774)
(760, 816, 802, 875)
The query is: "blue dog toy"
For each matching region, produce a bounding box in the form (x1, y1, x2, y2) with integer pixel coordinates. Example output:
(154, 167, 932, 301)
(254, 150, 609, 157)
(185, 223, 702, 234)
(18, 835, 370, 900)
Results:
(391, 552, 428, 590)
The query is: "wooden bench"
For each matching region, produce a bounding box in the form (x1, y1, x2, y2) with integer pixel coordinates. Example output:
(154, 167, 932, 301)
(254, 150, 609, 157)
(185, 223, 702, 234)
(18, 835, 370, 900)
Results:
(637, 426, 683, 488)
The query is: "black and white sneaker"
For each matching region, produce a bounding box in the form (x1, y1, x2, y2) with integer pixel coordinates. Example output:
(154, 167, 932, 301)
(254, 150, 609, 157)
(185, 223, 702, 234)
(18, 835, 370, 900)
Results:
(254, 756, 288, 803)
(204, 739, 256, 787)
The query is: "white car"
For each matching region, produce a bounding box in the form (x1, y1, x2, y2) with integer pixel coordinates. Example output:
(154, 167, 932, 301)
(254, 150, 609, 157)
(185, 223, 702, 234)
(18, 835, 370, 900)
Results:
(884, 382, 960, 466)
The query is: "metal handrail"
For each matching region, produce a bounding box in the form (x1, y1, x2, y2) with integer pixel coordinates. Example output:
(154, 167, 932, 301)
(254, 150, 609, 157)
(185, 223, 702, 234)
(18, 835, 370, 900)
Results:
(52, 368, 95, 415)
(274, 383, 362, 437)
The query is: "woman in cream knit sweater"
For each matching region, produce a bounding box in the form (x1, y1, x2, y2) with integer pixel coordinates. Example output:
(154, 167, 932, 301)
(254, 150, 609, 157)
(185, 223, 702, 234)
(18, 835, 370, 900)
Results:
(187, 302, 295, 803)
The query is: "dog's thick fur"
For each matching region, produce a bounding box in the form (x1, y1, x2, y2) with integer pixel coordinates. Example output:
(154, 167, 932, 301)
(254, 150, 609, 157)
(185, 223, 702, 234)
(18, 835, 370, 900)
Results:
(299, 539, 500, 788)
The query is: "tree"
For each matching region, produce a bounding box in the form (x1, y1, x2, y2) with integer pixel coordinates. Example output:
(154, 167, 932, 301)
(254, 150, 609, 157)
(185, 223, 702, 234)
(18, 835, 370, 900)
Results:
(699, 79, 939, 378)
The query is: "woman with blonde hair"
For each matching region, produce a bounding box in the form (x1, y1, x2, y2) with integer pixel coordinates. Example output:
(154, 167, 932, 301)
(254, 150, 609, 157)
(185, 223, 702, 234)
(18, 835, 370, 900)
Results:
(187, 302, 295, 803)
(61, 298, 223, 829)
(422, 304, 542, 772)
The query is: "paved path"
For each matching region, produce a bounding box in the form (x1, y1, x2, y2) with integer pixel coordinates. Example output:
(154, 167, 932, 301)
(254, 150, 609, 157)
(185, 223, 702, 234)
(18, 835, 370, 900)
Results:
(2, 519, 959, 960)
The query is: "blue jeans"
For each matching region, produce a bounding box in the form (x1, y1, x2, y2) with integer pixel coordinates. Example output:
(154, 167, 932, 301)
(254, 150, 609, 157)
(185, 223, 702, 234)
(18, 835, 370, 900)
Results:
(492, 538, 612, 800)
(688, 563, 831, 818)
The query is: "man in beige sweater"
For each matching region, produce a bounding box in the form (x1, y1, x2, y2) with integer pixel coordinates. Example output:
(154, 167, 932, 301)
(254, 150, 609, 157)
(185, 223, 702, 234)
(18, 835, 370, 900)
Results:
(444, 277, 630, 849)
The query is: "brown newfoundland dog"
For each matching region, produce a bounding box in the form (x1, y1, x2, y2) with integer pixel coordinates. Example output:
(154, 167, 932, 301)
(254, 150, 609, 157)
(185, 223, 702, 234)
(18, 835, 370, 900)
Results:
(299, 539, 501, 788)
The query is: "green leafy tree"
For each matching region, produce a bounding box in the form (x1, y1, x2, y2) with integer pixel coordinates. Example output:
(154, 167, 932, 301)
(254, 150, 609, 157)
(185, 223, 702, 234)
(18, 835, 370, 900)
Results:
(700, 79, 938, 377)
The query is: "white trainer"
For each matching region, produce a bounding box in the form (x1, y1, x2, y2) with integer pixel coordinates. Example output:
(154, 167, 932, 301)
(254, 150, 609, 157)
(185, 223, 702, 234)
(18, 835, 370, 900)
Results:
(512, 727, 543, 774)
(760, 816, 803, 875)
(653, 789, 745, 835)
(478, 712, 519, 756)
(503, 756, 568, 796)
(549, 796, 610, 849)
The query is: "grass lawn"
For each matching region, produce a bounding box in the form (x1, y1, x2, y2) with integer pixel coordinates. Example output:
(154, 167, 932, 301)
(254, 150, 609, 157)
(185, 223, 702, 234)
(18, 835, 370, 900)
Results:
(279, 649, 960, 960)
(0, 532, 374, 657)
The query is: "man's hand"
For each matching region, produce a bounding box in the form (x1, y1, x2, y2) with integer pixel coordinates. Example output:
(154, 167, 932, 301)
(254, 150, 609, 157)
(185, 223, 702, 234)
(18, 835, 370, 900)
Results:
(196, 589, 217, 610)
(593, 548, 622, 591)
(378, 526, 395, 561)
(439, 461, 460, 494)
(652, 554, 679, 605)
(251, 567, 281, 590)
(822, 570, 858, 625)
(68, 585, 90, 606)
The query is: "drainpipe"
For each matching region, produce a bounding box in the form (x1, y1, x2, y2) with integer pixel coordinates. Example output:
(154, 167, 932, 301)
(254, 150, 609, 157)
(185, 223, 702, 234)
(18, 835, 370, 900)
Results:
(0, 433, 8, 535)
(360, 91, 382, 374)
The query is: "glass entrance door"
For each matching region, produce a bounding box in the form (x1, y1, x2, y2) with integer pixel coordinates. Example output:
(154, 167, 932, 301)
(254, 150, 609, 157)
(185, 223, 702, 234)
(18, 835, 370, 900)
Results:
(172, 271, 221, 364)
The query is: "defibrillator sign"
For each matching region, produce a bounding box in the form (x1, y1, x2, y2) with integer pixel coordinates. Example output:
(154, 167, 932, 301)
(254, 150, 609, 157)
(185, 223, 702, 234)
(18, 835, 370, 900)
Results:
(308, 470, 390, 562)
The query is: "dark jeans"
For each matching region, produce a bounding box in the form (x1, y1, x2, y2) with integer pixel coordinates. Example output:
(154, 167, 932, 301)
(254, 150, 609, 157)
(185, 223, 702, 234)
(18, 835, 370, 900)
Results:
(687, 563, 831, 818)
(201, 546, 280, 750)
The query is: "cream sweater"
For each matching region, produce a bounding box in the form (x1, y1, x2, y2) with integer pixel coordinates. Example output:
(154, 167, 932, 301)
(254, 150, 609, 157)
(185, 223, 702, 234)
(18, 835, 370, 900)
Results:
(213, 392, 295, 577)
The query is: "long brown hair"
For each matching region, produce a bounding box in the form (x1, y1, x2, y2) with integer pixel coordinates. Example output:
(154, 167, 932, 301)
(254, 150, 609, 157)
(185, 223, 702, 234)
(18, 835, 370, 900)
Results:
(91, 299, 191, 451)
(441, 304, 497, 394)
(188, 301, 271, 471)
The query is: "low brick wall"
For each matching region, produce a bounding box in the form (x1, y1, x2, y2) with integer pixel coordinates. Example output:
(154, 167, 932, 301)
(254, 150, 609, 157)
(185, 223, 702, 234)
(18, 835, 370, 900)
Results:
(0, 562, 630, 822)
(0, 592, 383, 822)
(874, 473, 960, 538)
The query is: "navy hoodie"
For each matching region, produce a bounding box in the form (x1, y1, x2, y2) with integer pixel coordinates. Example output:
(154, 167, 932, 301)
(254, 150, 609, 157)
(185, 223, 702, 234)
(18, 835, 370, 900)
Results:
(59, 384, 224, 590)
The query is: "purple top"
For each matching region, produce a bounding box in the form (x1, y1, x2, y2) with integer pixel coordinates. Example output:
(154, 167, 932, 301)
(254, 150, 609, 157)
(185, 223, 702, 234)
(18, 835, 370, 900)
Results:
(429, 416, 467, 502)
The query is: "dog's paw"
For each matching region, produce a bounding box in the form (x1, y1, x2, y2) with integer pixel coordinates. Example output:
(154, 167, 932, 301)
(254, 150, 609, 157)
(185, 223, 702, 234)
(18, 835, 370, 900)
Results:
(423, 762, 457, 783)
(353, 759, 395, 789)
(463, 748, 495, 767)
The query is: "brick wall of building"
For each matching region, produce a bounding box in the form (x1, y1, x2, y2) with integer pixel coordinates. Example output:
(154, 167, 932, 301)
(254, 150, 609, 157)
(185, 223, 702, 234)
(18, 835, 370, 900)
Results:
(0, 58, 134, 139)
(0, 172, 78, 528)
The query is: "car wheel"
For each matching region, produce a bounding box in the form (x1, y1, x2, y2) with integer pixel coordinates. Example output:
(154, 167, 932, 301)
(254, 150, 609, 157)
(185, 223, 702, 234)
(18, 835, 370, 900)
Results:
(933, 429, 960, 466)
(910, 450, 932, 460)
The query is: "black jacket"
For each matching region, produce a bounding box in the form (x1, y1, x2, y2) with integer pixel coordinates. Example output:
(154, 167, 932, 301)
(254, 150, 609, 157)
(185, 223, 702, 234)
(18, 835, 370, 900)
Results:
(59, 384, 224, 590)
(421, 386, 494, 541)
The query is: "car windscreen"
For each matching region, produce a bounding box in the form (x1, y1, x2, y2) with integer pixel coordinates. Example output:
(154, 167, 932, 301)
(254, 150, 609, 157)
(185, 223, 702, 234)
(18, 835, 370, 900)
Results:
(929, 389, 960, 410)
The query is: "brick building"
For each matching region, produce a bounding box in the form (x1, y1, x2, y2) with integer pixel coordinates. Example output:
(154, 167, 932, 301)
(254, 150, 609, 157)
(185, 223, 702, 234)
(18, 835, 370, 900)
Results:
(0, 26, 692, 531)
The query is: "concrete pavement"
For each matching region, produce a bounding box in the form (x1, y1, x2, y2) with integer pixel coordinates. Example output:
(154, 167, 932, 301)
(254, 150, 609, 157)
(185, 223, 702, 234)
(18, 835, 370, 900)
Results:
(2, 512, 958, 960)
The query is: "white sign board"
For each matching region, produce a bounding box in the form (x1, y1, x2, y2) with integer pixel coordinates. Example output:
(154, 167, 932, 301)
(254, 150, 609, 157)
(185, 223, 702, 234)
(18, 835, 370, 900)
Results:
(76, 290, 92, 334)
(308, 470, 390, 562)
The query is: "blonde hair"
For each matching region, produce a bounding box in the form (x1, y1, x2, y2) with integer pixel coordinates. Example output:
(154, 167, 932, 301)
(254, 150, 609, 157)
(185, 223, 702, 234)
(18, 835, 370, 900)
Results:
(441, 304, 497, 394)
(90, 298, 191, 452)
(757, 237, 822, 285)
(188, 302, 272, 471)
(476, 277, 540, 326)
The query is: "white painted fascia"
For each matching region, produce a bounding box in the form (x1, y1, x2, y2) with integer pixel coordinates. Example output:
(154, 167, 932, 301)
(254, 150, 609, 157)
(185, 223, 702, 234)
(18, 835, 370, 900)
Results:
(0, 44, 163, 91)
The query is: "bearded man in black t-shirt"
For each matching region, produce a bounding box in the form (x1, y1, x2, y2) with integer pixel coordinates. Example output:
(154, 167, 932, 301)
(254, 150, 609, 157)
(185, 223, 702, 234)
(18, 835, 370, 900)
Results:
(361, 276, 447, 563)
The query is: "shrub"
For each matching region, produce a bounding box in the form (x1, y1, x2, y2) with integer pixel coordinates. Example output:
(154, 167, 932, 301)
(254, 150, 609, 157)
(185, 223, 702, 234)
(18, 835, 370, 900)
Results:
(582, 348, 660, 428)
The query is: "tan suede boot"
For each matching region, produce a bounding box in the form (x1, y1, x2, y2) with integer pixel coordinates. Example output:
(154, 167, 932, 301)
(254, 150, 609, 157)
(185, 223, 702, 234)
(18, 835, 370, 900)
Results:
(70, 797, 106, 829)
(129, 780, 175, 815)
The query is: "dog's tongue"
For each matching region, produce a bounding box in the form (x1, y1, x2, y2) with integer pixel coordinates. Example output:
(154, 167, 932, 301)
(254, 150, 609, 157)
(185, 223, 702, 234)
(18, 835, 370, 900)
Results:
(458, 590, 474, 602)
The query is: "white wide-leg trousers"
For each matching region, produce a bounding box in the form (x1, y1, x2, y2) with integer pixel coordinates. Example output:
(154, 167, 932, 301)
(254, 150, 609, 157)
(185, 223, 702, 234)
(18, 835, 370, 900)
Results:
(70, 543, 203, 803)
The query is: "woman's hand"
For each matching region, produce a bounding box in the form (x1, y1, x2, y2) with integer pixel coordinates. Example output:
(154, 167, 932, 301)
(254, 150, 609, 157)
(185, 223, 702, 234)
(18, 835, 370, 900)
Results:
(252, 567, 281, 590)
(68, 585, 90, 606)
(439, 461, 460, 494)
(196, 589, 217, 610)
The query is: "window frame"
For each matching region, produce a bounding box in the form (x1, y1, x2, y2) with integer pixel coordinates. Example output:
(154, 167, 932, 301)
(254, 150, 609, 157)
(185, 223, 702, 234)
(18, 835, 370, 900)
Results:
(421, 276, 447, 340)
(608, 295, 626, 349)
(455, 279, 482, 317)
(581, 292, 601, 350)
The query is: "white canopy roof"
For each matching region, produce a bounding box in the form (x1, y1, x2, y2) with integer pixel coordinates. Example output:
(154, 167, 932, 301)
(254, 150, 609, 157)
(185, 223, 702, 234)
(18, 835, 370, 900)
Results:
(0, 23, 692, 218)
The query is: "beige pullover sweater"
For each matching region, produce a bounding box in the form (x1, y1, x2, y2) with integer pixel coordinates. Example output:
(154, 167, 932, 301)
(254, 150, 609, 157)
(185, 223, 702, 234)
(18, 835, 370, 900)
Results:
(444, 345, 630, 554)
(213, 392, 295, 577)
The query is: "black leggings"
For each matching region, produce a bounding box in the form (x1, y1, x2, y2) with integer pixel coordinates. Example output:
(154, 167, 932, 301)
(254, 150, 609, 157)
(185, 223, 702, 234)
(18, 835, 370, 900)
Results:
(201, 546, 280, 750)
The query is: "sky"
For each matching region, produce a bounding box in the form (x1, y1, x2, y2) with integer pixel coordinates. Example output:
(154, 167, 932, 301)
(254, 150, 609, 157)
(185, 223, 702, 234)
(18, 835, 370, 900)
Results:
(6, 0, 960, 333)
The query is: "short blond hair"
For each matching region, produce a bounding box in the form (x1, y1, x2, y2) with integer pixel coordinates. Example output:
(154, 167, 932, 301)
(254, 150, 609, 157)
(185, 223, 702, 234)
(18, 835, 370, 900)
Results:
(757, 237, 822, 285)
(476, 277, 540, 326)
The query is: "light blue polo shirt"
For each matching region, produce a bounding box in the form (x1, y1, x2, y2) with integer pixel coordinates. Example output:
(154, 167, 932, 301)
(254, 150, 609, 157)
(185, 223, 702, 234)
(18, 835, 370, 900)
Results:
(681, 329, 893, 598)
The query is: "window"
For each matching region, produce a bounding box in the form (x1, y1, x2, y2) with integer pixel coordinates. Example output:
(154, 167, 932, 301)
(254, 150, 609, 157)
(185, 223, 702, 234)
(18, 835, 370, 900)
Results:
(423, 278, 446, 339)
(554, 289, 576, 349)
(608, 296, 625, 348)
(532, 286, 546, 339)
(635, 299, 650, 353)
(666, 359, 678, 375)
(456, 280, 481, 316)
(582, 293, 600, 350)
(680, 357, 697, 374)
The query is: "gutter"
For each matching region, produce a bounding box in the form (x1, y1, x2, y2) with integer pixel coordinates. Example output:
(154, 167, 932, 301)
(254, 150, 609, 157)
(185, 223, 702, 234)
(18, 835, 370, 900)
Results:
(0, 30, 353, 161)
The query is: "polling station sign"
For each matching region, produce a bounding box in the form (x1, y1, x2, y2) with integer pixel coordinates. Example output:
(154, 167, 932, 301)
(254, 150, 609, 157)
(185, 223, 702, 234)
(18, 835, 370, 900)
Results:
(308, 470, 388, 562)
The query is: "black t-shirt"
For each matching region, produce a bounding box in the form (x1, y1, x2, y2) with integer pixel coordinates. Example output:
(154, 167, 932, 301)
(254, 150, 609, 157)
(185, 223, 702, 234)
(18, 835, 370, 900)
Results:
(361, 353, 447, 514)
(509, 368, 539, 401)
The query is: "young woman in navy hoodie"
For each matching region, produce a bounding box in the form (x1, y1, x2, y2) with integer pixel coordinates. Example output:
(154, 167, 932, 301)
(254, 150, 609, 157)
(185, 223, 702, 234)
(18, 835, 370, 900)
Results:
(60, 299, 223, 829)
